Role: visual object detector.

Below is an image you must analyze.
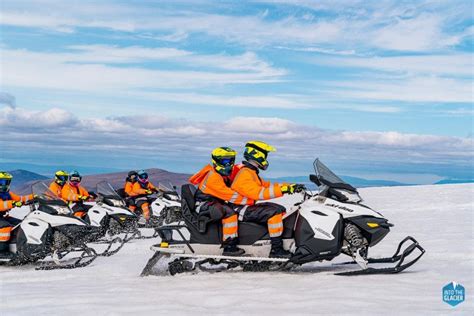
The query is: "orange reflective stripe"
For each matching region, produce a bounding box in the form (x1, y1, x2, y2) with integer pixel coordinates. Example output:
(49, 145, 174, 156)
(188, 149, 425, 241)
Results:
(2, 200, 10, 210)
(268, 214, 283, 237)
(222, 214, 238, 240)
(142, 203, 150, 220)
(0, 227, 12, 241)
(199, 172, 212, 192)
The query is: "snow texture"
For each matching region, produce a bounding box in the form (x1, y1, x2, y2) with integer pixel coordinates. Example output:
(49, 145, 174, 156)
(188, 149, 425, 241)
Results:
(1, 184, 473, 315)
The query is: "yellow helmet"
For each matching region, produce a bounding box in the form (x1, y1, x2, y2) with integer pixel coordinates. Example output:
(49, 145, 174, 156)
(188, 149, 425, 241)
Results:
(211, 147, 237, 176)
(244, 141, 276, 170)
(54, 170, 69, 186)
(0, 171, 13, 193)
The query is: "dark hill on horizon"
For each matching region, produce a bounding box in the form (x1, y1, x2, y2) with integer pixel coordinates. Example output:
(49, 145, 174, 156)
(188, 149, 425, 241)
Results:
(8, 170, 49, 191)
(13, 168, 192, 195)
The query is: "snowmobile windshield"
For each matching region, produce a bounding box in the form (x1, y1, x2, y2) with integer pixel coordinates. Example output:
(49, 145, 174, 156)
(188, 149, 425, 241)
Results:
(158, 180, 180, 199)
(96, 181, 126, 207)
(313, 159, 362, 203)
(32, 182, 68, 206)
(96, 181, 121, 200)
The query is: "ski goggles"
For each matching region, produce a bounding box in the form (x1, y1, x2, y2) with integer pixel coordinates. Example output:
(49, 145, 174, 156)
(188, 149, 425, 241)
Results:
(219, 157, 235, 166)
(0, 179, 11, 186)
(56, 175, 68, 182)
(138, 173, 149, 180)
(69, 176, 82, 183)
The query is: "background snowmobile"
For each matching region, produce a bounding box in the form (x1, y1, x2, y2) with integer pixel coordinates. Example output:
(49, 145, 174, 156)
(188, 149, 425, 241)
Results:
(0, 182, 100, 270)
(142, 158, 425, 276)
(151, 181, 183, 226)
(82, 181, 140, 254)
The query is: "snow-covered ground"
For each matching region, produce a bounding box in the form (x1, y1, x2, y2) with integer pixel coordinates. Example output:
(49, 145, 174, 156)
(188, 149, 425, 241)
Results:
(1, 184, 473, 315)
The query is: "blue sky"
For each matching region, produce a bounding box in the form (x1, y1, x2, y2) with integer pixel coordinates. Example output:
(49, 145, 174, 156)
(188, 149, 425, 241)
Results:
(0, 0, 472, 183)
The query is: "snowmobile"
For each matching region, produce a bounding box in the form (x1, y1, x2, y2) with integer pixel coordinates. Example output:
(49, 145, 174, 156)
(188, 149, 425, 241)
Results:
(83, 181, 140, 254)
(0, 182, 100, 270)
(151, 181, 183, 226)
(141, 158, 425, 276)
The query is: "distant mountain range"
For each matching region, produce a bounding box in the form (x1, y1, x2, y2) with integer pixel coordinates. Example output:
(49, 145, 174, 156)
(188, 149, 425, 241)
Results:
(9, 168, 191, 195)
(8, 170, 49, 191)
(434, 179, 474, 185)
(270, 175, 410, 189)
(6, 168, 474, 195)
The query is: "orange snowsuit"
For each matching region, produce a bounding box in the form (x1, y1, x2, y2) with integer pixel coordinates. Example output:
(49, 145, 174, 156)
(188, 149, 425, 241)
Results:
(130, 181, 157, 220)
(61, 183, 90, 218)
(0, 192, 34, 212)
(130, 181, 157, 197)
(189, 165, 248, 241)
(230, 164, 284, 203)
(189, 165, 249, 205)
(231, 164, 285, 238)
(0, 192, 34, 243)
(124, 181, 136, 211)
(61, 183, 90, 202)
(124, 181, 134, 196)
(49, 181, 64, 197)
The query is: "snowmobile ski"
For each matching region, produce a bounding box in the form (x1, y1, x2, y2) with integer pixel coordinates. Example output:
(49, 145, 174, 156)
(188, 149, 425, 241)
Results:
(334, 236, 425, 276)
(36, 247, 98, 270)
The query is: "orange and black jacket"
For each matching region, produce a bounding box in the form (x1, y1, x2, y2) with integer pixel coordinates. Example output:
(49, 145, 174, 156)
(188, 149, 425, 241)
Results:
(49, 181, 64, 197)
(61, 183, 90, 202)
(0, 192, 34, 213)
(124, 181, 135, 197)
(189, 164, 249, 205)
(230, 162, 284, 205)
(130, 181, 157, 197)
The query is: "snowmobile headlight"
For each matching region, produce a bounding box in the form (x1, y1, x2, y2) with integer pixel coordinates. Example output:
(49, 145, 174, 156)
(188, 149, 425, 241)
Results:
(367, 222, 379, 228)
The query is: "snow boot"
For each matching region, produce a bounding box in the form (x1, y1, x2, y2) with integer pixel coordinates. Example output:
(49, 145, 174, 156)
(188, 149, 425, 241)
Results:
(269, 237, 291, 259)
(222, 238, 245, 256)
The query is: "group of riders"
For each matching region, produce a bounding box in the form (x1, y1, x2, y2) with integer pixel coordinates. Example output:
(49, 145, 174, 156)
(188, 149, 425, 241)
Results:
(0, 140, 302, 259)
(190, 141, 303, 258)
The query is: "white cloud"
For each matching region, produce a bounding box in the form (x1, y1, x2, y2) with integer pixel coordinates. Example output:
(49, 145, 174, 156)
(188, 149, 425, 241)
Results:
(2, 0, 469, 52)
(330, 76, 472, 103)
(1, 47, 285, 92)
(1, 106, 471, 166)
(315, 54, 473, 77)
(0, 106, 78, 128)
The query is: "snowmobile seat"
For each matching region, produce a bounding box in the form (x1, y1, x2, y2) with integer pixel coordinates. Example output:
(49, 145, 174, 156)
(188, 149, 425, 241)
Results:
(180, 184, 217, 234)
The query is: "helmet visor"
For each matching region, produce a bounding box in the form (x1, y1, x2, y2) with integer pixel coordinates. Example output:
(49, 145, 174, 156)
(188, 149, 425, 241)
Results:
(69, 175, 82, 183)
(0, 179, 11, 186)
(138, 173, 148, 180)
(56, 175, 68, 183)
(219, 157, 235, 166)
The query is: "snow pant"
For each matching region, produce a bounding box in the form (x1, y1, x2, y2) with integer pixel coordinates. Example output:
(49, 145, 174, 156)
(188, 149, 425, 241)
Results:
(0, 216, 21, 252)
(72, 203, 93, 219)
(238, 202, 286, 238)
(198, 200, 239, 241)
(134, 197, 152, 220)
(125, 197, 136, 212)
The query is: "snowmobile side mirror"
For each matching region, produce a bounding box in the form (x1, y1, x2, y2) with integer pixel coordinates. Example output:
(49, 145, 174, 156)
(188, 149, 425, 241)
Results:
(309, 174, 321, 186)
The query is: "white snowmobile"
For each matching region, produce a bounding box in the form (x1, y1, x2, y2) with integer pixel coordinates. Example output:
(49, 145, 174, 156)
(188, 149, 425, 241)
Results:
(151, 181, 183, 226)
(83, 181, 140, 254)
(141, 159, 425, 276)
(0, 182, 100, 270)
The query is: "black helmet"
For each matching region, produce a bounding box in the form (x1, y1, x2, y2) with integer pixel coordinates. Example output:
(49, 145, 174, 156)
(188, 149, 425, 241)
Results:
(127, 171, 138, 183)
